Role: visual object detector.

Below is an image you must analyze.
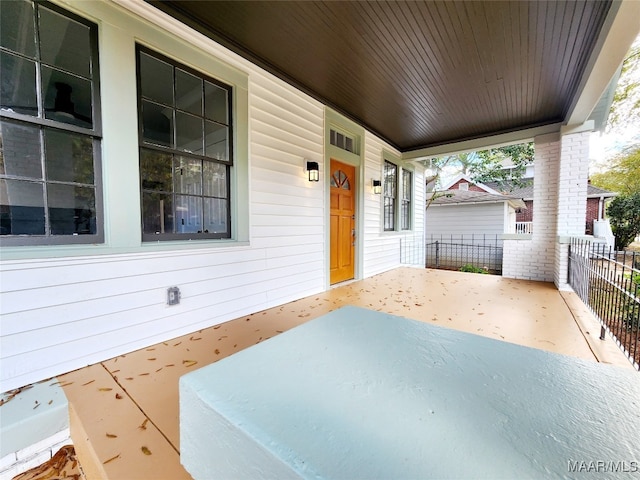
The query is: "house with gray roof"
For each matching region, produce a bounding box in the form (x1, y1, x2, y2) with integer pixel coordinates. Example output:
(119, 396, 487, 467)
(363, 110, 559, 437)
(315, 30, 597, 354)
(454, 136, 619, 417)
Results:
(426, 175, 526, 237)
(484, 177, 616, 235)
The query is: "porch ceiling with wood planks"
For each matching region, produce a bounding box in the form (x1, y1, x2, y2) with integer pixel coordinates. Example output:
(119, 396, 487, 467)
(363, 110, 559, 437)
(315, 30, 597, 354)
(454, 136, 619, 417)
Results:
(146, 0, 618, 152)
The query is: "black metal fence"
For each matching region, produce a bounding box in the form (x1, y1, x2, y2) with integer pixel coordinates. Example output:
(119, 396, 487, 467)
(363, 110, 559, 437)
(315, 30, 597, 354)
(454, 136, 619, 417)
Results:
(399, 235, 426, 266)
(568, 238, 640, 370)
(424, 234, 503, 274)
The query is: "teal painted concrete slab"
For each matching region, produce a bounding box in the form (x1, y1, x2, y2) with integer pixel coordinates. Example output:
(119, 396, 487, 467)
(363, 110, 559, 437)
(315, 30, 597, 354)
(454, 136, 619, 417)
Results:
(180, 306, 640, 479)
(0, 379, 68, 457)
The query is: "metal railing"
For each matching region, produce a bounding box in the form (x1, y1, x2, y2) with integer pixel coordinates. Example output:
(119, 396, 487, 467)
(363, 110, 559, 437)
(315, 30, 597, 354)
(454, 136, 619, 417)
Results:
(568, 238, 639, 370)
(399, 235, 426, 266)
(423, 234, 503, 274)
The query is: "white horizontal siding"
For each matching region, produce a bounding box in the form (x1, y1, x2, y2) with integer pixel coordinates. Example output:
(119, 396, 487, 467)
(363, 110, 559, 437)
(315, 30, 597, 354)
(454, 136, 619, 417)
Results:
(361, 132, 425, 276)
(361, 132, 425, 277)
(0, 0, 327, 392)
(425, 203, 506, 236)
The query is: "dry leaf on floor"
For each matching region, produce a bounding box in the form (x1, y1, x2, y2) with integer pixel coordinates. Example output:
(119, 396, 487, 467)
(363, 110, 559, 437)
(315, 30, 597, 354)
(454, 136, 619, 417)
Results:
(98, 388, 112, 392)
(141, 446, 152, 455)
(115, 393, 123, 399)
(103, 454, 120, 464)
(183, 360, 198, 367)
(13, 445, 79, 480)
(106, 433, 117, 438)
(139, 418, 148, 430)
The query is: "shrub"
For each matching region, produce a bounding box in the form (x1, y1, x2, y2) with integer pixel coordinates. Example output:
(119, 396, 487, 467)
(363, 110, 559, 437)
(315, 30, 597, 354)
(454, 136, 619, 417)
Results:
(459, 264, 488, 274)
(607, 192, 640, 249)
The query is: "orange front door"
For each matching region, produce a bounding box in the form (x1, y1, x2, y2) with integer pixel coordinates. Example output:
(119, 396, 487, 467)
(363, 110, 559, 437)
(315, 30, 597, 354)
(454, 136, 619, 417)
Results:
(330, 159, 355, 284)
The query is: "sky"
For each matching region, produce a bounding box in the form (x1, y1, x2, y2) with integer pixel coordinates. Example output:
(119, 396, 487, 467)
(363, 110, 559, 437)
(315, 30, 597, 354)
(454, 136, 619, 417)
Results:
(589, 33, 640, 172)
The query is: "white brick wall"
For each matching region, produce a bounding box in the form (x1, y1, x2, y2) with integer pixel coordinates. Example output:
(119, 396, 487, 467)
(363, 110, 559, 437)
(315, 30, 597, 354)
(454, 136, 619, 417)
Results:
(503, 130, 590, 287)
(554, 131, 590, 288)
(503, 135, 559, 282)
(557, 131, 589, 237)
(503, 239, 555, 281)
(0, 429, 71, 480)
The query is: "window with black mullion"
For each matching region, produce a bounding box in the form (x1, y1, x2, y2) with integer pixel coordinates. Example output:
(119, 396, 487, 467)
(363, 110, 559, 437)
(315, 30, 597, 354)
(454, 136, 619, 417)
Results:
(136, 46, 232, 240)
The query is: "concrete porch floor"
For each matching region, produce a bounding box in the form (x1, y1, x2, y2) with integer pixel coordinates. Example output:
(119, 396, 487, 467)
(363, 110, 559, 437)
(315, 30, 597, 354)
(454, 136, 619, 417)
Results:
(56, 267, 632, 479)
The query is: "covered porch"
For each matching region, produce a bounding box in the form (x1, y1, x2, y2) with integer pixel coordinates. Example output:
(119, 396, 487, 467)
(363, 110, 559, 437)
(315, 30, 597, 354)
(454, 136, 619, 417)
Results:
(44, 267, 631, 479)
(2, 0, 640, 477)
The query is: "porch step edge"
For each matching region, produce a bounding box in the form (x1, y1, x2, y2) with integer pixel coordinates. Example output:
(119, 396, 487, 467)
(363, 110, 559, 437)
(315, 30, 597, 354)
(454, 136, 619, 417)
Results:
(560, 290, 636, 370)
(0, 379, 70, 479)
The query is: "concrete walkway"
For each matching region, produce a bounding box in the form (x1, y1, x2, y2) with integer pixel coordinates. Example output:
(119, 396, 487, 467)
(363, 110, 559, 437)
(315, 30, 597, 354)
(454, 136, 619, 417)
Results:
(57, 267, 633, 479)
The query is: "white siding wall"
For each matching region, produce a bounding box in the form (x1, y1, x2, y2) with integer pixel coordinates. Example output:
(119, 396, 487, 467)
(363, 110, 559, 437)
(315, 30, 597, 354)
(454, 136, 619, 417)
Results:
(0, 0, 424, 392)
(248, 69, 325, 304)
(362, 132, 425, 277)
(425, 203, 506, 237)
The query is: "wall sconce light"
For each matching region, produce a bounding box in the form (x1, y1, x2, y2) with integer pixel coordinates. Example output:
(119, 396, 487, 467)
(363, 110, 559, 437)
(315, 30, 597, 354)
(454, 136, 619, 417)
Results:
(306, 161, 319, 182)
(372, 179, 382, 194)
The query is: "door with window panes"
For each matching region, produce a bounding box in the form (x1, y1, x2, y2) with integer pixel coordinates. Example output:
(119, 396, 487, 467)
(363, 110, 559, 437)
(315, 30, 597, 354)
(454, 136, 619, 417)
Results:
(330, 159, 355, 284)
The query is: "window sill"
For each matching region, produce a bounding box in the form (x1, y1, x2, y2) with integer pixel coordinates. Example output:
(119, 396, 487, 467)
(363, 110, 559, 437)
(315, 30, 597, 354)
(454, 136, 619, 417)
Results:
(0, 239, 252, 261)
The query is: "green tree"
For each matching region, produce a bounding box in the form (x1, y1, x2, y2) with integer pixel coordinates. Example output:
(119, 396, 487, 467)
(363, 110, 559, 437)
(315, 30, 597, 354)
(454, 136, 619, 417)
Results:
(607, 39, 640, 134)
(607, 192, 640, 249)
(474, 143, 534, 189)
(425, 142, 534, 208)
(590, 145, 640, 195)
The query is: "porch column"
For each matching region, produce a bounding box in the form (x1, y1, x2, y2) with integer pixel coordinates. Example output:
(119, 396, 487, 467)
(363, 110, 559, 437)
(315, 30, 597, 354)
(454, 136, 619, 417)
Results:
(503, 126, 593, 288)
(554, 123, 593, 289)
(502, 133, 559, 282)
(553, 121, 593, 290)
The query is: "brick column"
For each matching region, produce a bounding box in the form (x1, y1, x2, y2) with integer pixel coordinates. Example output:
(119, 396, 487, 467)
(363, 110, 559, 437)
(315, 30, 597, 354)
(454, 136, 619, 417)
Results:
(554, 127, 592, 289)
(502, 133, 559, 282)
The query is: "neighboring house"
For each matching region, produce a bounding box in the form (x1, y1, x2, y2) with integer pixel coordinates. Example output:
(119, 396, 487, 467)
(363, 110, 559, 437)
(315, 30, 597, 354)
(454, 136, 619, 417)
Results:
(424, 175, 525, 273)
(484, 175, 616, 235)
(426, 175, 526, 236)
